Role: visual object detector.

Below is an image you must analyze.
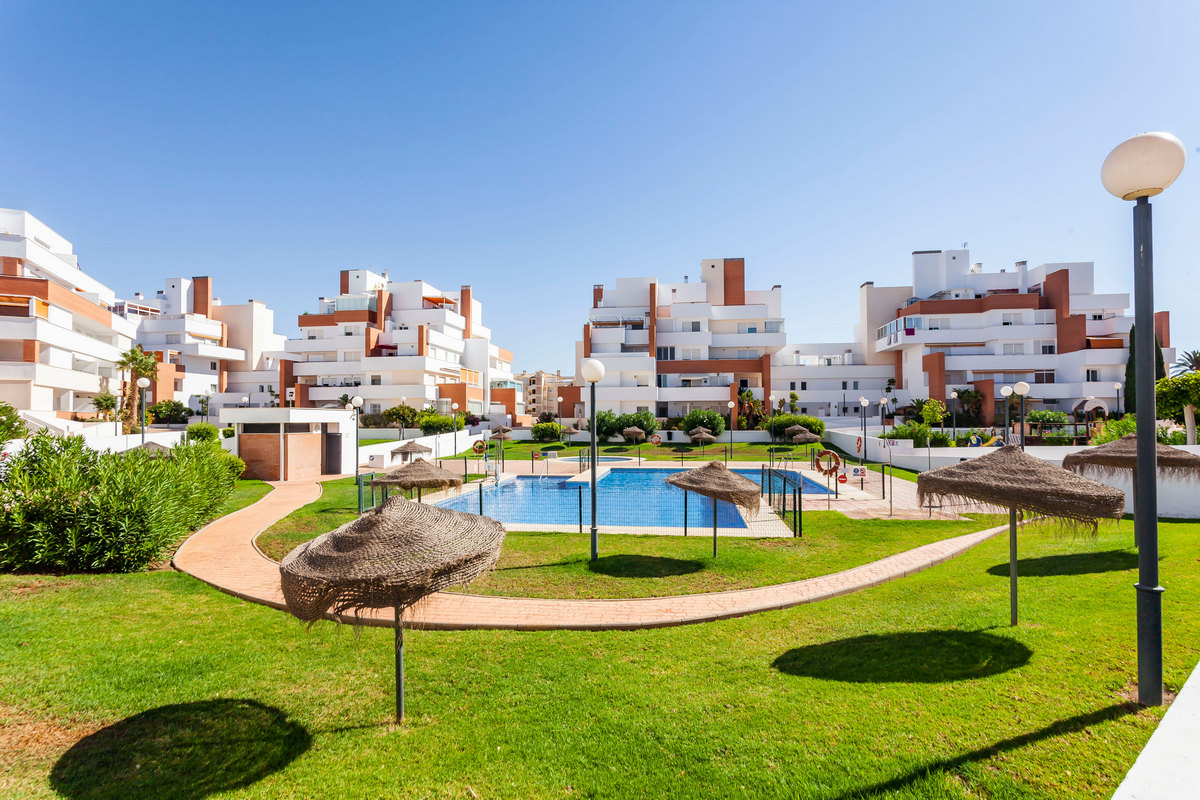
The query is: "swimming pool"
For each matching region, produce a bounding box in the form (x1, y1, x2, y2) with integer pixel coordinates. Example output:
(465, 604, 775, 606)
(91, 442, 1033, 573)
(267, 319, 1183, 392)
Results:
(436, 467, 827, 529)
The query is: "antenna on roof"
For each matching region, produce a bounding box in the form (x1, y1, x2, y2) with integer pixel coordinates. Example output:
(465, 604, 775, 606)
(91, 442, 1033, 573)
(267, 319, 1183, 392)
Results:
(962, 242, 969, 249)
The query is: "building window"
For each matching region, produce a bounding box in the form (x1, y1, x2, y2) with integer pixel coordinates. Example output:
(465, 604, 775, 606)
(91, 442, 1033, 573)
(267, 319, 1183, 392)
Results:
(928, 317, 950, 330)
(800, 407, 807, 414)
(789, 381, 795, 390)
(801, 381, 807, 391)
(1086, 369, 1100, 382)
(656, 346, 675, 361)
(739, 379, 749, 390)
(210, 361, 218, 370)
(1002, 313, 1022, 326)
(841, 381, 847, 390)
(1091, 314, 1103, 321)
(370, 375, 381, 386)
(852, 381, 859, 390)
(764, 320, 782, 333)
(369, 403, 381, 414)
(345, 329, 354, 336)
(1034, 370, 1055, 384)
(166, 334, 181, 344)
(687, 320, 701, 332)
(307, 333, 317, 340)
(1041, 344, 1056, 354)
(1002, 343, 1024, 356)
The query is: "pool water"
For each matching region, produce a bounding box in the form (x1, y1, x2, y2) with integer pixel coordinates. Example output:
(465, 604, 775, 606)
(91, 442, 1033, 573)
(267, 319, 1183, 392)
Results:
(436, 467, 827, 529)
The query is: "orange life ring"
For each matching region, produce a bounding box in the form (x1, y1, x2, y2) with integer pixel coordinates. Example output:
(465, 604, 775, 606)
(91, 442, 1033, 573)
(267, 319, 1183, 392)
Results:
(649, 434, 662, 446)
(473, 441, 486, 454)
(815, 449, 841, 477)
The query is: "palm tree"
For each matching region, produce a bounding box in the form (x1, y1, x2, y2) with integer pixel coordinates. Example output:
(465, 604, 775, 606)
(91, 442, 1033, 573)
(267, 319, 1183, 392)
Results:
(1172, 349, 1200, 376)
(114, 346, 158, 432)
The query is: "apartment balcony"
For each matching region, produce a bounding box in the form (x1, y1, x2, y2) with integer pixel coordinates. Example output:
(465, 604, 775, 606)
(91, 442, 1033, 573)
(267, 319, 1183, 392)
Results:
(291, 360, 361, 378)
(655, 330, 711, 347)
(286, 337, 345, 353)
(0, 317, 124, 363)
(589, 305, 649, 325)
(710, 332, 786, 349)
(360, 354, 460, 373)
(709, 304, 769, 321)
(1085, 317, 1132, 337)
(171, 341, 245, 361)
(594, 385, 657, 406)
(1070, 293, 1130, 311)
(657, 386, 731, 403)
(0, 361, 104, 393)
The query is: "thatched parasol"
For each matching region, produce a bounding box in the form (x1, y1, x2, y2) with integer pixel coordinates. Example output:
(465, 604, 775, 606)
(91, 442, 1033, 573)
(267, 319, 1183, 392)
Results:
(488, 431, 512, 441)
(1062, 434, 1200, 481)
(783, 424, 811, 438)
(370, 458, 463, 502)
(492, 425, 512, 435)
(665, 462, 761, 556)
(280, 495, 506, 721)
(688, 426, 713, 438)
(689, 429, 717, 460)
(560, 425, 580, 436)
(135, 440, 174, 457)
(623, 425, 647, 464)
(917, 445, 1124, 625)
(390, 440, 432, 461)
(791, 429, 820, 446)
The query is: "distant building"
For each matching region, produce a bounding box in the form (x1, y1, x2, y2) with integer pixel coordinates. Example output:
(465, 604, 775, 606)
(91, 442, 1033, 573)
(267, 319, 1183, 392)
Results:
(0, 208, 136, 422)
(281, 269, 520, 418)
(516, 369, 574, 418)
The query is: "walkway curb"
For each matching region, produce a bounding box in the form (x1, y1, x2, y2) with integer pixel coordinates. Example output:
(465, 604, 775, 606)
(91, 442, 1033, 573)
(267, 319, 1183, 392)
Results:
(174, 480, 1013, 632)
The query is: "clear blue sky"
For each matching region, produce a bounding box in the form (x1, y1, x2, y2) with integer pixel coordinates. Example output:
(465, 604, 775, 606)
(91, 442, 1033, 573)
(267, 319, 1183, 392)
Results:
(7, 1, 1200, 372)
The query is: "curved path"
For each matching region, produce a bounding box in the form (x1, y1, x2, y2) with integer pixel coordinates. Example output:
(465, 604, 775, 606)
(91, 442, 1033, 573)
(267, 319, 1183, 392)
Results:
(174, 480, 1010, 631)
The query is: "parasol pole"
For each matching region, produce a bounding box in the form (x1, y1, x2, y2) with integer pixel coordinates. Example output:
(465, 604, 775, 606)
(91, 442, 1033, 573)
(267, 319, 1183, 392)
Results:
(1009, 506, 1018, 626)
(395, 606, 405, 722)
(712, 498, 718, 557)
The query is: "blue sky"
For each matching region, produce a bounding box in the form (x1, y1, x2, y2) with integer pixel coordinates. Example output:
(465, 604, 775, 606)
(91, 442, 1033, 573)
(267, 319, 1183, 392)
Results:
(7, 1, 1200, 371)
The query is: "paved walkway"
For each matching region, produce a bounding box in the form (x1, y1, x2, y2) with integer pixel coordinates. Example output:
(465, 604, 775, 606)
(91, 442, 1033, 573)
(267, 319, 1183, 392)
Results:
(174, 480, 1011, 631)
(1113, 660, 1200, 799)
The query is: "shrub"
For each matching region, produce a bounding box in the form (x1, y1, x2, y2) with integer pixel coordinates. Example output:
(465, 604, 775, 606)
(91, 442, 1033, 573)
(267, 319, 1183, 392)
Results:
(359, 413, 387, 428)
(184, 422, 219, 443)
(679, 409, 725, 437)
(531, 422, 563, 442)
(883, 421, 931, 448)
(0, 432, 242, 572)
(382, 404, 418, 429)
(221, 427, 235, 439)
(90, 391, 117, 422)
(584, 409, 623, 440)
(147, 399, 192, 424)
(0, 402, 26, 442)
(536, 411, 556, 425)
(418, 413, 463, 436)
(929, 431, 951, 447)
(765, 414, 825, 438)
(1027, 409, 1069, 425)
(615, 410, 659, 436)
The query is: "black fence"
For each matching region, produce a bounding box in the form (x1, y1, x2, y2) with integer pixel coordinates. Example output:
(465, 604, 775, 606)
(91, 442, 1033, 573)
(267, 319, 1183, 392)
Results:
(761, 466, 803, 537)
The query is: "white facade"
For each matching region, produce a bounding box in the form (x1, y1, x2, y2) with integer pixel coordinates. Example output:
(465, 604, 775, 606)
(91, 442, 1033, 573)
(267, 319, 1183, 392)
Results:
(283, 269, 518, 417)
(0, 209, 136, 422)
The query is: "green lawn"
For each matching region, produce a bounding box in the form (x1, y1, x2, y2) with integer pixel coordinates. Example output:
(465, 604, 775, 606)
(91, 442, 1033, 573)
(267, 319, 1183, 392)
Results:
(257, 475, 485, 560)
(213, 479, 273, 518)
(2, 520, 1195, 797)
(457, 439, 825, 463)
(358, 438, 394, 447)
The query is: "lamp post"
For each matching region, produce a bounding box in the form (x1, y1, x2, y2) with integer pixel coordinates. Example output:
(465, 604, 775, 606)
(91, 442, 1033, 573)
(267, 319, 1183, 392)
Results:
(1000, 386, 1013, 443)
(556, 395, 564, 442)
(241, 395, 249, 408)
(950, 390, 958, 441)
(451, 402, 460, 458)
(1086, 395, 1096, 432)
(136, 377, 151, 445)
(1014, 381, 1030, 450)
(581, 358, 606, 561)
(1114, 382, 1123, 417)
(858, 396, 868, 489)
(1103, 130, 1185, 707)
(881, 396, 892, 513)
(399, 396, 406, 441)
(727, 399, 736, 464)
(768, 393, 777, 458)
(201, 390, 211, 424)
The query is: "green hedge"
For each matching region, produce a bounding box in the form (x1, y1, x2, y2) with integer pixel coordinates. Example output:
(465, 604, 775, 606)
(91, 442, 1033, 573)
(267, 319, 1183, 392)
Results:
(0, 433, 244, 573)
(679, 409, 726, 436)
(531, 422, 563, 442)
(765, 414, 826, 438)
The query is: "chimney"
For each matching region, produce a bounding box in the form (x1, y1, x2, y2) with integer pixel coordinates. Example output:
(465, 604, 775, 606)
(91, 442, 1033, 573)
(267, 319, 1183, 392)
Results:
(460, 285, 472, 339)
(1016, 261, 1028, 293)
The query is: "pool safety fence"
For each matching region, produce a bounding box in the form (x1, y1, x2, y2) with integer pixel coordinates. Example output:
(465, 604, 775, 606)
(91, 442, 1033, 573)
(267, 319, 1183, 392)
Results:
(762, 466, 803, 537)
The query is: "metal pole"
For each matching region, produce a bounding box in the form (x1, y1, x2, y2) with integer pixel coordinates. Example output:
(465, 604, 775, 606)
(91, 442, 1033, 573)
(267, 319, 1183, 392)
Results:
(479, 481, 484, 515)
(859, 406, 865, 490)
(578, 484, 583, 534)
(1019, 396, 1026, 450)
(712, 499, 717, 558)
(140, 387, 146, 446)
(1009, 507, 1019, 626)
(683, 490, 688, 536)
(394, 607, 404, 723)
(888, 442, 893, 517)
(1133, 196, 1163, 706)
(589, 381, 598, 561)
(1004, 396, 1010, 444)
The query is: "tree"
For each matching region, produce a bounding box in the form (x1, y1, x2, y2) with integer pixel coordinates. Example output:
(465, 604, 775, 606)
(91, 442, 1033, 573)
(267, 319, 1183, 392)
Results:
(955, 389, 984, 425)
(788, 392, 799, 413)
(1172, 349, 1200, 376)
(585, 409, 623, 440)
(615, 410, 659, 436)
(383, 404, 419, 429)
(337, 393, 352, 407)
(185, 422, 220, 443)
(1125, 325, 1167, 414)
(920, 398, 947, 470)
(91, 391, 117, 422)
(1157, 372, 1200, 445)
(0, 401, 26, 442)
(679, 408, 726, 436)
(148, 399, 192, 424)
(114, 346, 158, 432)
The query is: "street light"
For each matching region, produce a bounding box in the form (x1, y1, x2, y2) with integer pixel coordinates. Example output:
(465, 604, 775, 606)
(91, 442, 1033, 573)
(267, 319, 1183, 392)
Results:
(881, 396, 892, 514)
(950, 390, 959, 441)
(136, 377, 151, 445)
(451, 402, 460, 458)
(1086, 395, 1096, 431)
(1103, 130, 1185, 707)
(1114, 382, 1123, 417)
(1013, 381, 1030, 450)
(556, 395, 564, 442)
(399, 396, 406, 440)
(581, 358, 606, 561)
(241, 395, 249, 408)
(727, 399, 736, 465)
(858, 396, 868, 490)
(1000, 386, 1013, 443)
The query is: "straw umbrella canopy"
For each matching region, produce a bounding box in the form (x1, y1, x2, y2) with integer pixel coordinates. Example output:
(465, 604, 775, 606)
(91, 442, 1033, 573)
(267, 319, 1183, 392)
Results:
(917, 445, 1124, 625)
(666, 462, 761, 556)
(492, 425, 512, 435)
(688, 426, 713, 438)
(390, 440, 432, 463)
(559, 425, 580, 436)
(790, 429, 821, 446)
(690, 430, 717, 459)
(784, 423, 813, 438)
(370, 458, 463, 502)
(623, 425, 647, 464)
(136, 440, 174, 457)
(280, 495, 506, 722)
(488, 431, 512, 441)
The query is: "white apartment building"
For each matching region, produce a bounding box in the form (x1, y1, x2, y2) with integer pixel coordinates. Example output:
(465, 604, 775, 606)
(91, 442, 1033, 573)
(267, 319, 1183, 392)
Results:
(0, 209, 137, 423)
(118, 277, 286, 415)
(862, 249, 1173, 423)
(282, 269, 521, 418)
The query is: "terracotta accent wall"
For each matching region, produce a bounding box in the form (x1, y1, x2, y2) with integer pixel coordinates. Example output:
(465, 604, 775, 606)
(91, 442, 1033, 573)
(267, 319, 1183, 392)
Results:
(193, 276, 212, 317)
(970, 378, 995, 426)
(1086, 337, 1123, 349)
(0, 277, 113, 327)
(1155, 311, 1171, 349)
(583, 324, 591, 358)
(558, 385, 582, 417)
(648, 283, 657, 354)
(364, 327, 380, 356)
(22, 340, 39, 363)
(593, 285, 603, 307)
(657, 358, 770, 375)
(417, 325, 428, 357)
(759, 353, 772, 403)
(340, 270, 350, 294)
(921, 351, 946, 402)
(218, 363, 228, 393)
(460, 285, 473, 339)
(901, 293, 1044, 318)
(294, 383, 312, 408)
(723, 259, 745, 306)
(374, 289, 392, 328)
(1057, 314, 1087, 354)
(1043, 269, 1070, 319)
(283, 433, 322, 481)
(297, 309, 372, 327)
(894, 351, 903, 385)
(491, 387, 518, 418)
(3, 257, 23, 276)
(437, 382, 482, 412)
(279, 359, 296, 400)
(239, 433, 282, 481)
(151, 356, 177, 405)
(729, 383, 739, 429)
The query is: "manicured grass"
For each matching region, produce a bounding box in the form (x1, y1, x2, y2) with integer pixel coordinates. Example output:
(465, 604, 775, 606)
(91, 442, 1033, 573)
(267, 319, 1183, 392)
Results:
(212, 479, 273, 519)
(257, 475, 485, 560)
(2, 520, 1196, 797)
(464, 513, 1003, 598)
(457, 439, 824, 463)
(358, 438, 393, 446)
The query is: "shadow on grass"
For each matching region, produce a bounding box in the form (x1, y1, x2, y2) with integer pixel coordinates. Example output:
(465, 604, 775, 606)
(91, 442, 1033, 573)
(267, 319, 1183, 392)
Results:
(985, 549, 1138, 578)
(833, 702, 1139, 799)
(772, 629, 1031, 683)
(50, 699, 310, 800)
(587, 554, 705, 578)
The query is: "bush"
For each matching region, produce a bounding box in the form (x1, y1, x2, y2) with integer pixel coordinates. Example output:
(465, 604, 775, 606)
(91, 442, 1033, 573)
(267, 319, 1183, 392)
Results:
(184, 422, 219, 443)
(221, 427, 235, 439)
(536, 411, 556, 425)
(584, 409, 623, 440)
(147, 399, 192, 424)
(0, 432, 242, 572)
(615, 411, 659, 437)
(883, 421, 931, 448)
(382, 404, 418, 429)
(929, 431, 951, 447)
(765, 413, 825, 438)
(680, 409, 725, 437)
(1027, 409, 1069, 424)
(0, 401, 26, 442)
(359, 413, 387, 428)
(418, 413, 463, 436)
(531, 422, 563, 442)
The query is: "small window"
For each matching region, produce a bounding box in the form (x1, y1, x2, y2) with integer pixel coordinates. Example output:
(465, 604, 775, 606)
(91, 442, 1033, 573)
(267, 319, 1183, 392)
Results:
(369, 403, 381, 414)
(370, 375, 381, 386)
(1086, 369, 1100, 382)
(345, 329, 354, 336)
(1003, 343, 1024, 356)
(789, 381, 795, 390)
(1091, 314, 1103, 321)
(1041, 345, 1056, 355)
(801, 381, 807, 391)
(739, 379, 749, 390)
(852, 381, 859, 390)
(307, 333, 317, 340)
(210, 361, 217, 370)
(1002, 313, 1022, 326)
(687, 320, 701, 332)
(841, 381, 847, 390)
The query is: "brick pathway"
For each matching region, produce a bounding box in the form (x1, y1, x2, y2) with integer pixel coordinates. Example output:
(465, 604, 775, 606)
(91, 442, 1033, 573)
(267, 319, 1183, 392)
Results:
(174, 480, 1011, 631)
